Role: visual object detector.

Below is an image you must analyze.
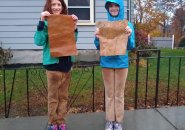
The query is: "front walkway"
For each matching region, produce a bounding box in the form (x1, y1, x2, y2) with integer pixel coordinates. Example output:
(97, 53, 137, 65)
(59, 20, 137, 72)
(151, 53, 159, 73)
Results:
(0, 106, 185, 130)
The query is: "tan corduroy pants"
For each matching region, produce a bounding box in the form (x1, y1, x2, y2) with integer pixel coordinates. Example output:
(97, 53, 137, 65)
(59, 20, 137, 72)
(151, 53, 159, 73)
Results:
(46, 70, 71, 125)
(102, 68, 128, 122)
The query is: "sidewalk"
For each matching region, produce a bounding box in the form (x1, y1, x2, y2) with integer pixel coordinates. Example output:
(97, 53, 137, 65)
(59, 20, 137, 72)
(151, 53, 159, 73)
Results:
(0, 106, 184, 130)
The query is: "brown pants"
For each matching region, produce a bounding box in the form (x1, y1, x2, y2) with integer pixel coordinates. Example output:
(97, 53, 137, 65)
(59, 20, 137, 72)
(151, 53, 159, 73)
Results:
(46, 70, 70, 125)
(102, 68, 128, 122)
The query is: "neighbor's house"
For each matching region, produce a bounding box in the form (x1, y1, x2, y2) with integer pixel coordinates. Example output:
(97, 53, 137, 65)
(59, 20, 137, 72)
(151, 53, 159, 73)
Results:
(0, 0, 134, 64)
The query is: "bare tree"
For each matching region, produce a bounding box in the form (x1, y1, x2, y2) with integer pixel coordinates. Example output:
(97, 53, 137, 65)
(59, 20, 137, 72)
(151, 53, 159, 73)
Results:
(135, 0, 185, 36)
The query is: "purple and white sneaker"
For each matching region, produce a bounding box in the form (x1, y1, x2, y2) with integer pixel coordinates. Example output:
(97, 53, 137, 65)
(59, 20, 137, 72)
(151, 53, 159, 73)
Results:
(58, 124, 67, 130)
(47, 124, 58, 130)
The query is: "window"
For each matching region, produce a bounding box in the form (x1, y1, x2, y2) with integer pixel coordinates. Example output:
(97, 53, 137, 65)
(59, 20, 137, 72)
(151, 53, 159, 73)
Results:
(64, 0, 94, 25)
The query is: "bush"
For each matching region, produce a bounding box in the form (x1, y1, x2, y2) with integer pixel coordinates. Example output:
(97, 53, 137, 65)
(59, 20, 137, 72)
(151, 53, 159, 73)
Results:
(178, 36, 185, 47)
(135, 29, 148, 48)
(135, 29, 157, 57)
(0, 44, 13, 66)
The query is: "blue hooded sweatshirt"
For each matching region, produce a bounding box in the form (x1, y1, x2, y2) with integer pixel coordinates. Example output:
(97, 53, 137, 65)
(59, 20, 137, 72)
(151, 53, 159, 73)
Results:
(94, 0, 135, 68)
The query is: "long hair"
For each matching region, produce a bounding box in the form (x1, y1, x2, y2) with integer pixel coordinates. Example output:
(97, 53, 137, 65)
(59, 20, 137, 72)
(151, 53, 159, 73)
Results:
(43, 0, 68, 15)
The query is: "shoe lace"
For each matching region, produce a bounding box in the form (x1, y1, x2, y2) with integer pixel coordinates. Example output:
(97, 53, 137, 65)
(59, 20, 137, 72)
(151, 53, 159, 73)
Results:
(114, 122, 122, 129)
(53, 124, 58, 130)
(59, 124, 66, 130)
(106, 121, 113, 129)
(48, 124, 57, 130)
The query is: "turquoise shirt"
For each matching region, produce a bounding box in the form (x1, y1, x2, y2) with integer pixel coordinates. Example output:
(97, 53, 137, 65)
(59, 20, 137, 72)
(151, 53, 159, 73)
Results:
(34, 21, 78, 65)
(94, 0, 135, 68)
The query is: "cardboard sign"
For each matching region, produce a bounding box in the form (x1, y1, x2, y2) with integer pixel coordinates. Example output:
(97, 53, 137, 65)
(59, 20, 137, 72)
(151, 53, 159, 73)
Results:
(96, 20, 129, 56)
(48, 15, 78, 57)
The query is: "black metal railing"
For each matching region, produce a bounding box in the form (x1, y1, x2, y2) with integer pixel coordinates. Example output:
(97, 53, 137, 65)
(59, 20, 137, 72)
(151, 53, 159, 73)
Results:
(134, 49, 185, 109)
(1, 63, 100, 118)
(135, 49, 161, 109)
(1, 49, 185, 118)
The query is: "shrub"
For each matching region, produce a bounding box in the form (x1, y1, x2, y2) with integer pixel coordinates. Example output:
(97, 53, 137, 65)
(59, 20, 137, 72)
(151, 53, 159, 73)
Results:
(178, 36, 185, 47)
(0, 43, 13, 66)
(134, 29, 157, 57)
(135, 29, 148, 48)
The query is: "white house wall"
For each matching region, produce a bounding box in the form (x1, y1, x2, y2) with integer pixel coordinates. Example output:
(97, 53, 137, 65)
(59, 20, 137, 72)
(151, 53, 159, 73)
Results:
(0, 0, 131, 50)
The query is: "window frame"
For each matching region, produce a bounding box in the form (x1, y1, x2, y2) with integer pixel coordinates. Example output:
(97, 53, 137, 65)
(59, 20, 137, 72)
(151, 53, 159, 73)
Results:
(64, 0, 95, 25)
(126, 0, 131, 21)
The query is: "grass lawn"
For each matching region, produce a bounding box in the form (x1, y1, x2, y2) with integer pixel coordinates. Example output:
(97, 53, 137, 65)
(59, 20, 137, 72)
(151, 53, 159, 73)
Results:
(0, 48, 185, 117)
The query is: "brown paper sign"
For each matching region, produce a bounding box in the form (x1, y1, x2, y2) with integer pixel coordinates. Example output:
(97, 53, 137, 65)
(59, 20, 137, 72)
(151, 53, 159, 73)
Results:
(96, 20, 129, 56)
(48, 15, 78, 57)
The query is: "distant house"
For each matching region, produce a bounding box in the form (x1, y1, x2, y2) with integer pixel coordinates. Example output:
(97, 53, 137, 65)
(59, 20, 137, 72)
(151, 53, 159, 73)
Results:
(0, 0, 134, 63)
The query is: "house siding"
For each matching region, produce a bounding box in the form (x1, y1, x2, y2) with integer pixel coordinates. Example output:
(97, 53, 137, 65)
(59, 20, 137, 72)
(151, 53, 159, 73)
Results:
(0, 0, 133, 50)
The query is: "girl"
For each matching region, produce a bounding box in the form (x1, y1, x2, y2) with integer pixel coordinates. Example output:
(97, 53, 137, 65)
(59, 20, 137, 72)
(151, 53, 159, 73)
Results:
(94, 0, 135, 130)
(34, 0, 78, 130)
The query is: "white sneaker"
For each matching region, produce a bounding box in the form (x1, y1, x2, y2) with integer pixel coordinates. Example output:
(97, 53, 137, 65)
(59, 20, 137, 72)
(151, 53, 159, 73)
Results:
(114, 122, 123, 130)
(105, 121, 114, 130)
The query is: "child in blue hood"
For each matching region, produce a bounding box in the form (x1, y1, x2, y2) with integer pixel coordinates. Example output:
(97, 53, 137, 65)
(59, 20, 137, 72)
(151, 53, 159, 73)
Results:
(94, 0, 135, 130)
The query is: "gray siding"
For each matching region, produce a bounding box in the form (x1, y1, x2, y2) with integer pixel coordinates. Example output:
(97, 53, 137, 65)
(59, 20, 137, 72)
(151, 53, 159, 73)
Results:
(0, 0, 132, 50)
(0, 0, 43, 49)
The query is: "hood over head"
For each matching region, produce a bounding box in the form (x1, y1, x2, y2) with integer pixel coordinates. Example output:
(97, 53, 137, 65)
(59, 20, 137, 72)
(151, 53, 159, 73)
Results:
(105, 0, 124, 21)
